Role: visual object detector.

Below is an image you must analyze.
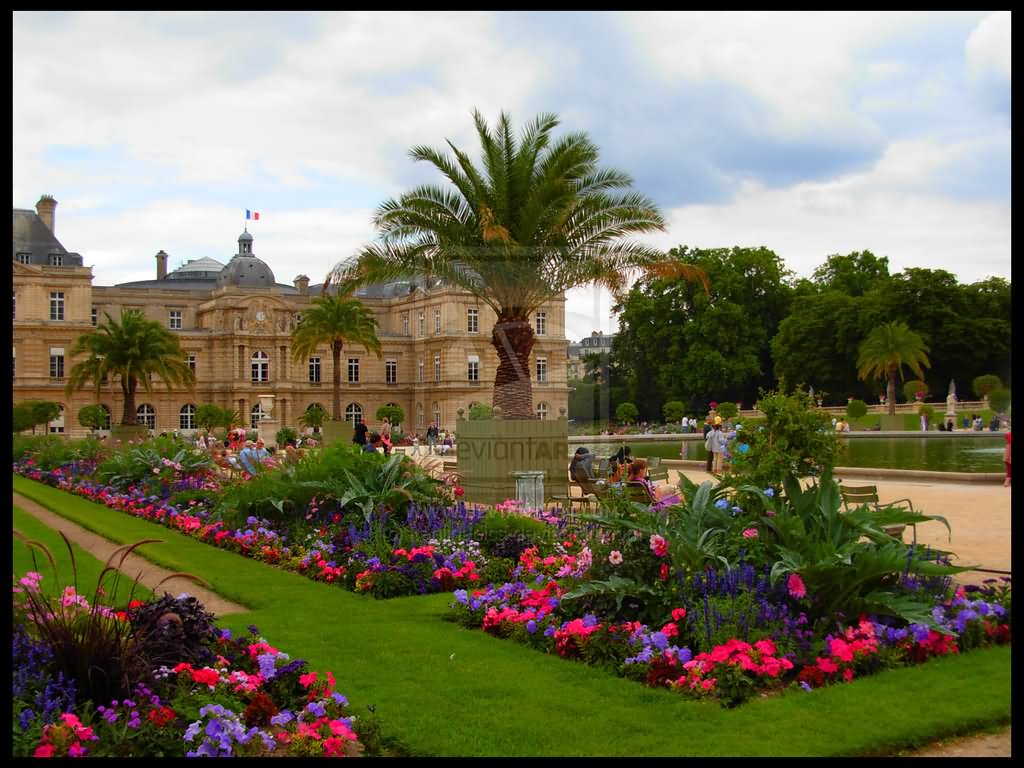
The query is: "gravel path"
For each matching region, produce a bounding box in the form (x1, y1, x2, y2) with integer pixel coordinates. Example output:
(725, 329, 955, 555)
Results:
(13, 492, 247, 618)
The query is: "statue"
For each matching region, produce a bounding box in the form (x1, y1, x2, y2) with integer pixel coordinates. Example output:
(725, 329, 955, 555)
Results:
(946, 379, 958, 417)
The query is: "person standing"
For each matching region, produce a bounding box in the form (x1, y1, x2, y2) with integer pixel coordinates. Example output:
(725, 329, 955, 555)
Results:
(410, 433, 421, 456)
(426, 422, 439, 454)
(352, 419, 369, 447)
(706, 419, 728, 475)
(1003, 429, 1011, 487)
(703, 416, 714, 472)
(380, 417, 393, 456)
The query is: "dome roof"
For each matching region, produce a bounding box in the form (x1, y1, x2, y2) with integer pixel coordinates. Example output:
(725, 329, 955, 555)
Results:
(238, 230, 254, 242)
(216, 255, 276, 288)
(166, 256, 225, 280)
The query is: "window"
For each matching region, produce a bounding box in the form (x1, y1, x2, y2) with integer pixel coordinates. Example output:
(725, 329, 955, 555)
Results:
(536, 402, 549, 420)
(251, 350, 269, 383)
(416, 402, 424, 428)
(187, 353, 196, 374)
(402, 312, 409, 336)
(180, 404, 196, 431)
(467, 308, 479, 333)
(433, 355, 441, 383)
(49, 291, 64, 321)
(136, 403, 156, 430)
(433, 308, 441, 334)
(386, 359, 397, 384)
(16, 253, 30, 264)
(535, 311, 547, 336)
(467, 355, 479, 382)
(250, 403, 265, 429)
(432, 402, 441, 428)
(91, 308, 97, 326)
(48, 253, 63, 267)
(417, 359, 424, 384)
(536, 357, 548, 382)
(49, 347, 64, 380)
(308, 357, 321, 383)
(169, 310, 182, 330)
(417, 311, 425, 337)
(97, 404, 111, 431)
(345, 402, 363, 425)
(49, 405, 65, 434)
(347, 358, 359, 383)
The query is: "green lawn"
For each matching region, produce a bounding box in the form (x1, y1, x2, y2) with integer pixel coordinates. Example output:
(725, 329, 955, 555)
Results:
(14, 475, 1011, 757)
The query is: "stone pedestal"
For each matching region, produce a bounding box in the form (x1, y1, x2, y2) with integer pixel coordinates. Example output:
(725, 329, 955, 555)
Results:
(258, 419, 281, 448)
(512, 470, 545, 511)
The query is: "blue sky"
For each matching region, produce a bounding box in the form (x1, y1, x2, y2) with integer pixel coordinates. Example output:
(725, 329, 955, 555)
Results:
(13, 11, 1010, 341)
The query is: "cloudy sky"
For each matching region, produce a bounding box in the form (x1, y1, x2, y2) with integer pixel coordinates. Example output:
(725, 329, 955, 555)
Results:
(13, 11, 1010, 341)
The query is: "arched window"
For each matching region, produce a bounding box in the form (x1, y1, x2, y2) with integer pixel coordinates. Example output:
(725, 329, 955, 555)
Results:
(251, 350, 269, 383)
(432, 401, 441, 428)
(344, 403, 363, 425)
(136, 403, 156, 430)
(416, 402, 424, 428)
(251, 403, 265, 429)
(48, 404, 65, 434)
(180, 404, 196, 431)
(98, 404, 111, 431)
(536, 402, 549, 421)
(306, 402, 324, 413)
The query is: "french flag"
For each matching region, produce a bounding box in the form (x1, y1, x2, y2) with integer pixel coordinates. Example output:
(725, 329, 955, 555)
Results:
(246, 209, 260, 221)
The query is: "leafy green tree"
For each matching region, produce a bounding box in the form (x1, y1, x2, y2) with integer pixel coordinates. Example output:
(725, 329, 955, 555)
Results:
(275, 425, 299, 446)
(715, 401, 738, 420)
(195, 404, 239, 433)
(988, 387, 1011, 414)
(902, 379, 928, 402)
(375, 404, 405, 427)
(811, 250, 891, 297)
(77, 404, 108, 433)
(299, 405, 327, 433)
(856, 321, 931, 416)
(325, 110, 705, 418)
(662, 400, 685, 423)
(65, 309, 194, 426)
(290, 294, 383, 421)
(13, 400, 61, 434)
(846, 399, 868, 421)
(972, 374, 1003, 399)
(614, 246, 792, 418)
(615, 402, 639, 424)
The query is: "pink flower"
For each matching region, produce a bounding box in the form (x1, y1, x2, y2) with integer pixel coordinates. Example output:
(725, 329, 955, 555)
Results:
(608, 550, 623, 565)
(34, 744, 55, 758)
(787, 573, 807, 599)
(742, 528, 758, 538)
(649, 534, 668, 557)
(67, 743, 87, 757)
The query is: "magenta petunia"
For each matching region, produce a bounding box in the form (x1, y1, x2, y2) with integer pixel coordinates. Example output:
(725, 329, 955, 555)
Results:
(787, 573, 807, 599)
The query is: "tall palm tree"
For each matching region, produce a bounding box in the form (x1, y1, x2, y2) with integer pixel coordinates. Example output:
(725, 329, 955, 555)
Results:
(290, 294, 383, 420)
(856, 321, 931, 416)
(325, 110, 707, 419)
(65, 309, 195, 426)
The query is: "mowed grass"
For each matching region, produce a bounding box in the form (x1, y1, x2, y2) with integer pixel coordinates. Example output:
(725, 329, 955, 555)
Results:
(13, 505, 154, 606)
(13, 476, 1011, 757)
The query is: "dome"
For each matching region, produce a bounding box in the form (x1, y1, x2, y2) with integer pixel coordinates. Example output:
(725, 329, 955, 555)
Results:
(238, 230, 254, 242)
(216, 255, 277, 288)
(166, 256, 225, 281)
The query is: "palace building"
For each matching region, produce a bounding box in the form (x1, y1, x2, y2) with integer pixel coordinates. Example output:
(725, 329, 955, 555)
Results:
(13, 195, 569, 439)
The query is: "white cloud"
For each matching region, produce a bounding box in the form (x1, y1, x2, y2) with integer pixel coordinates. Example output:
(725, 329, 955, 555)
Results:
(965, 11, 1011, 80)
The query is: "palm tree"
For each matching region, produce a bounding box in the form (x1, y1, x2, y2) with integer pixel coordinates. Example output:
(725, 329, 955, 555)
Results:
(290, 294, 383, 420)
(65, 309, 195, 426)
(856, 321, 931, 416)
(325, 110, 707, 419)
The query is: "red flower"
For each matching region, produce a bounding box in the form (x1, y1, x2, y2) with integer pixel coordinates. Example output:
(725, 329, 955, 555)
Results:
(671, 607, 687, 621)
(659, 563, 670, 581)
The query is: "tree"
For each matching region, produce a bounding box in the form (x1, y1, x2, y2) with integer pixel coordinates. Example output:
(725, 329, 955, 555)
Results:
(811, 250, 891, 297)
(988, 387, 1011, 414)
(290, 294, 383, 421)
(468, 403, 495, 420)
(902, 379, 928, 403)
(299, 405, 327, 433)
(375, 404, 405, 427)
(662, 400, 685, 423)
(77, 404, 108, 434)
(195, 404, 239, 433)
(972, 374, 1003, 399)
(325, 110, 706, 418)
(615, 402, 639, 424)
(856, 321, 931, 416)
(715, 401, 738, 420)
(846, 399, 868, 421)
(65, 309, 194, 426)
(13, 400, 60, 434)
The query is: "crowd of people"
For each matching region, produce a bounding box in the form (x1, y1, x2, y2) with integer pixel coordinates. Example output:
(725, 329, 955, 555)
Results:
(351, 419, 455, 458)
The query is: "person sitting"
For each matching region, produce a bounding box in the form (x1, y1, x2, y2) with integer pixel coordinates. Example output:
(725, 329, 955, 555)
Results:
(238, 440, 268, 474)
(569, 447, 596, 483)
(607, 458, 625, 485)
(363, 432, 382, 453)
(626, 458, 681, 505)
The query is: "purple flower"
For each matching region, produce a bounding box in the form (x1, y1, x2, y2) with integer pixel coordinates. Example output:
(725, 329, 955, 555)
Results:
(800, 681, 812, 692)
(258, 653, 278, 679)
(270, 711, 294, 726)
(543, 625, 557, 638)
(909, 623, 931, 643)
(526, 620, 538, 634)
(305, 701, 326, 718)
(650, 631, 669, 651)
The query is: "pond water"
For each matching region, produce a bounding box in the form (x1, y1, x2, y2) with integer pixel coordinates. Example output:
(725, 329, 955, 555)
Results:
(605, 436, 1006, 473)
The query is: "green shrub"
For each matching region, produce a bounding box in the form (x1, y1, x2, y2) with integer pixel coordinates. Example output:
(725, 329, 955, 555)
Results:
(276, 425, 299, 446)
(477, 557, 515, 586)
(77, 404, 109, 432)
(375, 404, 405, 427)
(972, 374, 1002, 399)
(662, 401, 685, 423)
(468, 403, 494, 420)
(903, 379, 928, 402)
(846, 399, 868, 420)
(989, 387, 1011, 414)
(615, 402, 639, 424)
(716, 401, 738, 420)
(13, 400, 61, 434)
(475, 512, 555, 555)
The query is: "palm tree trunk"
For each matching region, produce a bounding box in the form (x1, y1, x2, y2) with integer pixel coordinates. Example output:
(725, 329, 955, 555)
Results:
(332, 342, 342, 421)
(887, 366, 897, 417)
(491, 317, 535, 419)
(122, 377, 137, 425)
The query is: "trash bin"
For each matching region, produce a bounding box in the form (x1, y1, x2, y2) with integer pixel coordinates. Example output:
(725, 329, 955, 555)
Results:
(511, 470, 545, 511)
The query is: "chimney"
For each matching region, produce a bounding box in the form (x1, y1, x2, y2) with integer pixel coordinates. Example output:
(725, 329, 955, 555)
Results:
(155, 250, 168, 280)
(35, 195, 57, 233)
(293, 274, 309, 295)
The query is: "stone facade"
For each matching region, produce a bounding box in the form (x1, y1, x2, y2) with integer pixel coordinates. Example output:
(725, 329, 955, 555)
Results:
(13, 196, 569, 439)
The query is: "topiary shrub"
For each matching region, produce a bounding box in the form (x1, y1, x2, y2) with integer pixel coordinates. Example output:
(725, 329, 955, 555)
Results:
(972, 374, 1002, 399)
(846, 399, 868, 420)
(615, 402, 639, 424)
(662, 400, 685, 423)
(468, 403, 494, 420)
(988, 387, 1011, 414)
(903, 379, 928, 402)
(716, 401, 738, 420)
